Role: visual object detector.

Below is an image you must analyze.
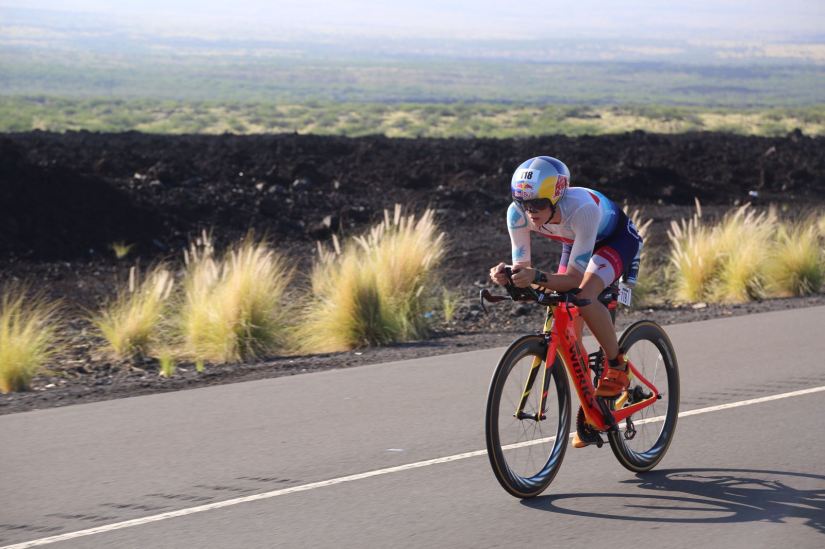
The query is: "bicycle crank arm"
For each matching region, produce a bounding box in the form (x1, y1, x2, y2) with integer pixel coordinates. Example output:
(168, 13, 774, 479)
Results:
(595, 397, 618, 431)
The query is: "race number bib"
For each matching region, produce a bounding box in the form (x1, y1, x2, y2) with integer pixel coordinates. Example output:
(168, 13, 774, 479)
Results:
(618, 282, 633, 307)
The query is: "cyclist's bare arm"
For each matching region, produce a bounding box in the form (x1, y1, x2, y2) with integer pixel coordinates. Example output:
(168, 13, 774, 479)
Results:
(489, 260, 583, 293)
(511, 264, 582, 292)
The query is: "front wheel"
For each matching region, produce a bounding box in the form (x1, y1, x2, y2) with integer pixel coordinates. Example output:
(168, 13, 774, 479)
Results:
(608, 320, 680, 472)
(485, 334, 571, 498)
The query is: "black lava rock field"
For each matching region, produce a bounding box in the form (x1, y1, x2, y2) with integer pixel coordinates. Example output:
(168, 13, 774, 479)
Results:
(2, 130, 823, 262)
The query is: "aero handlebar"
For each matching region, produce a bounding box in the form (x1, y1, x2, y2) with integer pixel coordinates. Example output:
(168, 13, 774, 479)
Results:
(479, 266, 593, 314)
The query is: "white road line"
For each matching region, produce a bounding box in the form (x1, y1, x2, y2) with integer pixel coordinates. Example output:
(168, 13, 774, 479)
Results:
(4, 385, 824, 549)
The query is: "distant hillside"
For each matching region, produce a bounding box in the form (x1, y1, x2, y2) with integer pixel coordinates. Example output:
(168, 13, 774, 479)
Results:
(2, 6, 824, 107)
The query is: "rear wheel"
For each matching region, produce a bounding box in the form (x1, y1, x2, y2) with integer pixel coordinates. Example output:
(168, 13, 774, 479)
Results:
(608, 320, 680, 472)
(485, 335, 571, 498)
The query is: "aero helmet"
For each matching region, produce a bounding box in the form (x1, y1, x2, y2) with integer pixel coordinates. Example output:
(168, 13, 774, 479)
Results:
(510, 156, 570, 205)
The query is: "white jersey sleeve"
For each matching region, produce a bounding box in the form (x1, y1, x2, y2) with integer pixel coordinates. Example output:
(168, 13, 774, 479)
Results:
(565, 201, 600, 274)
(507, 202, 531, 267)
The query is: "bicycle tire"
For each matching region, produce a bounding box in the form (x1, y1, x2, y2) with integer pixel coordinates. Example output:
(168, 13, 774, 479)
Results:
(485, 334, 571, 498)
(608, 320, 680, 472)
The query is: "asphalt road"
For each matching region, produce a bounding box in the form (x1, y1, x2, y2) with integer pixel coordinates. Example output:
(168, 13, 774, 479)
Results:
(2, 306, 825, 548)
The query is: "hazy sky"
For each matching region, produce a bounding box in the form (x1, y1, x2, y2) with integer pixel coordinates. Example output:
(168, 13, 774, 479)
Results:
(3, 1, 824, 41)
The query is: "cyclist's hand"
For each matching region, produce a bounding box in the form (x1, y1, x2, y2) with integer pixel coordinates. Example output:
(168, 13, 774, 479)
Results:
(489, 262, 509, 286)
(511, 267, 535, 288)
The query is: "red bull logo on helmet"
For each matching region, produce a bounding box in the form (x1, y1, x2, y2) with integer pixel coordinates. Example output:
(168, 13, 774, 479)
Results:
(512, 168, 540, 199)
(512, 181, 536, 199)
(553, 175, 569, 200)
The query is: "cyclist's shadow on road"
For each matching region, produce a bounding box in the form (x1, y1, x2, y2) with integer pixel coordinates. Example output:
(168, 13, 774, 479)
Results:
(521, 468, 825, 534)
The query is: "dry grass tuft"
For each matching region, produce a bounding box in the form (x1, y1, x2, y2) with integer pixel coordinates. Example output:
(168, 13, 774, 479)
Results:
(712, 205, 775, 302)
(158, 349, 176, 378)
(667, 200, 720, 302)
(110, 241, 135, 259)
(93, 265, 174, 359)
(765, 222, 824, 296)
(441, 288, 461, 322)
(668, 202, 823, 303)
(180, 233, 293, 364)
(298, 205, 445, 353)
(0, 286, 61, 393)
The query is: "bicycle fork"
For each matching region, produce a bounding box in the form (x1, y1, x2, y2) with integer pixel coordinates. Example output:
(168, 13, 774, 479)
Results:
(515, 354, 548, 421)
(514, 335, 558, 422)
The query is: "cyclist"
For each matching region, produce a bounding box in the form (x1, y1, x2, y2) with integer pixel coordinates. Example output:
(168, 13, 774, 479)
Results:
(489, 156, 643, 445)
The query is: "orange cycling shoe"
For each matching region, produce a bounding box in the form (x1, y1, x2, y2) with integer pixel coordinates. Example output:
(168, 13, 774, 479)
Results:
(572, 432, 591, 448)
(595, 353, 630, 398)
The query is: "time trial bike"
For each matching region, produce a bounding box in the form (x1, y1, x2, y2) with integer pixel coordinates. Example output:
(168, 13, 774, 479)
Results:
(481, 270, 680, 499)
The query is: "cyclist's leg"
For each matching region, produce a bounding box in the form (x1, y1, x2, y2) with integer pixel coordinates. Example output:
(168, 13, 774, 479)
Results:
(579, 213, 643, 359)
(558, 244, 585, 340)
(579, 261, 631, 398)
(585, 219, 643, 396)
(576, 271, 616, 357)
(571, 270, 614, 445)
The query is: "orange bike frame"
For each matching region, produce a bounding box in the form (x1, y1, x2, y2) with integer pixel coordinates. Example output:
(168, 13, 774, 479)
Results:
(533, 301, 660, 432)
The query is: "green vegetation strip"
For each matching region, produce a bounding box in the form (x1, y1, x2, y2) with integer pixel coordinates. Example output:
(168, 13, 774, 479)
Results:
(2, 97, 825, 137)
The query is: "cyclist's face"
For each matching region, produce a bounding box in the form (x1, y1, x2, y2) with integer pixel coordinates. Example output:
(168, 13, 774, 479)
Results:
(520, 199, 554, 225)
(521, 199, 551, 213)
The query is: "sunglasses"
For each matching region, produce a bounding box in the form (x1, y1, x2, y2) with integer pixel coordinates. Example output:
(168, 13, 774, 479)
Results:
(518, 198, 553, 213)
